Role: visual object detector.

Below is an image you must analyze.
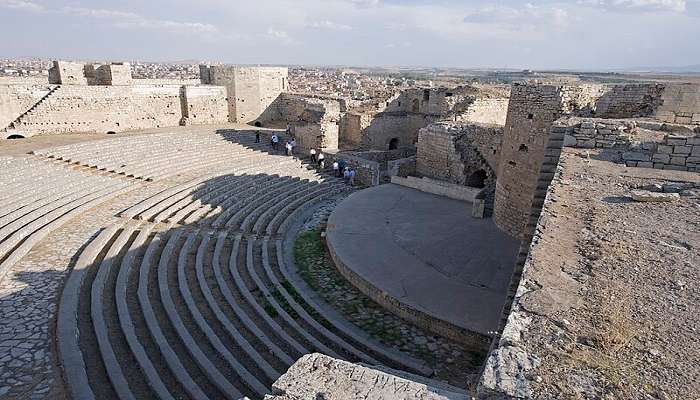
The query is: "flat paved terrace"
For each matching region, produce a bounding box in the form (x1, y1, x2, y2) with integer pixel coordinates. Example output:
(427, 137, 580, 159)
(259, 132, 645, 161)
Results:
(326, 183, 519, 341)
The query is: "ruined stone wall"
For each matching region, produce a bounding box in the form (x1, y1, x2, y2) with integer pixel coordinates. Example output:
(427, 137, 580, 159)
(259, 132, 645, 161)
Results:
(494, 84, 567, 239)
(0, 84, 53, 130)
(94, 63, 133, 86)
(593, 83, 665, 118)
(656, 83, 700, 124)
(48, 61, 86, 85)
(361, 113, 436, 150)
(455, 98, 509, 126)
(7, 84, 227, 135)
(416, 122, 502, 188)
(260, 92, 341, 152)
(202, 65, 288, 123)
(560, 118, 700, 172)
(180, 85, 229, 126)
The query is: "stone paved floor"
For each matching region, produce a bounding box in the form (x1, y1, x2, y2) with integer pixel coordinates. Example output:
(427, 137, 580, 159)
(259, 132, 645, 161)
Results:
(0, 181, 165, 399)
(326, 184, 520, 336)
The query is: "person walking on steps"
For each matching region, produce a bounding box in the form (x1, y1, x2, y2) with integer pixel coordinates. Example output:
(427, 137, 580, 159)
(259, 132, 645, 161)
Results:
(332, 161, 339, 177)
(317, 152, 325, 167)
(285, 141, 293, 156)
(271, 133, 279, 151)
(255, 130, 261, 143)
(310, 148, 317, 163)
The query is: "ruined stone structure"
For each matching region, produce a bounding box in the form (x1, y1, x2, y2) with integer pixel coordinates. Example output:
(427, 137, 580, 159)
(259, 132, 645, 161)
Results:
(48, 61, 87, 85)
(416, 122, 502, 189)
(1, 60, 230, 137)
(492, 81, 700, 238)
(356, 85, 510, 151)
(200, 65, 288, 124)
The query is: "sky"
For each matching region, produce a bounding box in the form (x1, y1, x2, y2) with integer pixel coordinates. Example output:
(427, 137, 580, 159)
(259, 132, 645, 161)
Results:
(1, 0, 699, 70)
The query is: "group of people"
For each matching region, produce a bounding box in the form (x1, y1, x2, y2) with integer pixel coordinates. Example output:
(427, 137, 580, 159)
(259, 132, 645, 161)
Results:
(255, 127, 356, 186)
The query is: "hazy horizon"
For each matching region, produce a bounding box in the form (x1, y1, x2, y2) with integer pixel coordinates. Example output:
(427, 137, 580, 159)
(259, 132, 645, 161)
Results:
(2, 0, 699, 71)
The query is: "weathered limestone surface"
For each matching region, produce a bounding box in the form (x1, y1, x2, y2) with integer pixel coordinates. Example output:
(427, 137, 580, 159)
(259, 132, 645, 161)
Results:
(358, 85, 510, 151)
(200, 65, 288, 123)
(0, 84, 53, 130)
(416, 122, 502, 187)
(47, 61, 86, 85)
(261, 92, 342, 152)
(5, 84, 228, 135)
(266, 353, 470, 400)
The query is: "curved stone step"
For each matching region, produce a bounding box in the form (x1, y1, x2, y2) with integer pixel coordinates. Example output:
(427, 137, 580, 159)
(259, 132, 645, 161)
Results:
(224, 180, 307, 229)
(238, 181, 314, 233)
(58, 224, 122, 400)
(273, 239, 434, 377)
(116, 226, 182, 400)
(244, 238, 341, 359)
(177, 232, 271, 398)
(260, 238, 380, 365)
(91, 225, 139, 400)
(0, 183, 132, 282)
(210, 232, 297, 365)
(226, 234, 309, 356)
(136, 232, 211, 400)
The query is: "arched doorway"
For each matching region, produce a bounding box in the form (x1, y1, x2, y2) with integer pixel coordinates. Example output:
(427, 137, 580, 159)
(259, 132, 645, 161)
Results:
(6, 134, 25, 139)
(388, 138, 399, 150)
(254, 121, 262, 127)
(466, 169, 487, 188)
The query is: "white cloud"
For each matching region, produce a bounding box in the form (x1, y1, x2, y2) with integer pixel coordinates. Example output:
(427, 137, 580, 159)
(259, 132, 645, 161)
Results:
(304, 20, 353, 31)
(463, 3, 569, 30)
(0, 0, 44, 12)
(345, 0, 381, 8)
(577, 0, 687, 13)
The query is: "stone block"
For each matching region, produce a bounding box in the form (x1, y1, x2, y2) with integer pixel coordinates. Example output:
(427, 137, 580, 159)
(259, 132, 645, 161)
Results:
(664, 165, 688, 171)
(670, 156, 687, 166)
(686, 137, 700, 145)
(657, 144, 673, 154)
(653, 163, 665, 169)
(636, 161, 653, 168)
(625, 161, 638, 167)
(630, 190, 680, 202)
(673, 145, 692, 154)
(691, 146, 700, 156)
(563, 134, 577, 147)
(622, 152, 651, 162)
(652, 153, 671, 163)
(666, 136, 687, 145)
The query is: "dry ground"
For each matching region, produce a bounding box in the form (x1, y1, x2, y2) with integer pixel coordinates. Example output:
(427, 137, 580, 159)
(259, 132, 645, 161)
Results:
(516, 149, 699, 399)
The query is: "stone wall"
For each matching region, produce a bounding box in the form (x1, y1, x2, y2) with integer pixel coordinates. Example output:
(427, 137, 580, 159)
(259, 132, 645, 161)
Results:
(6, 84, 228, 135)
(656, 83, 700, 125)
(559, 117, 700, 172)
(339, 111, 372, 146)
(48, 61, 86, 85)
(416, 122, 503, 190)
(94, 63, 133, 86)
(593, 83, 665, 118)
(200, 65, 288, 123)
(493, 84, 572, 239)
(260, 93, 341, 152)
(357, 85, 510, 151)
(0, 84, 53, 130)
(455, 98, 510, 126)
(180, 85, 229, 126)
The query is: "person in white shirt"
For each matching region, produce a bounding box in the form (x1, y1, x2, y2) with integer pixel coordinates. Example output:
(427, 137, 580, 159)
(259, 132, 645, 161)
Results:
(310, 148, 317, 163)
(285, 141, 293, 156)
(332, 161, 339, 176)
(271, 134, 279, 151)
(317, 152, 325, 166)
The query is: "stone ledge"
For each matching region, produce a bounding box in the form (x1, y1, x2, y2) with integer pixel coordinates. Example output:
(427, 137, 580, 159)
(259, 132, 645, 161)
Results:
(265, 353, 470, 400)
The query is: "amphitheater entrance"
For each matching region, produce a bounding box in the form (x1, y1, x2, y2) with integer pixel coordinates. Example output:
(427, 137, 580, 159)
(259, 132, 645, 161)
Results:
(6, 134, 25, 139)
(388, 137, 399, 150)
(466, 169, 487, 188)
(254, 121, 262, 127)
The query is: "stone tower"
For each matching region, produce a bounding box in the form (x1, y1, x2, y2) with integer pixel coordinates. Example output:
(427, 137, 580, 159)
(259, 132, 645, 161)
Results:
(493, 84, 568, 239)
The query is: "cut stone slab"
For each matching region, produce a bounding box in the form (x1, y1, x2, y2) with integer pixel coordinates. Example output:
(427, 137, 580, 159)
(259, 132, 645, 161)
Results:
(630, 190, 680, 202)
(265, 353, 470, 400)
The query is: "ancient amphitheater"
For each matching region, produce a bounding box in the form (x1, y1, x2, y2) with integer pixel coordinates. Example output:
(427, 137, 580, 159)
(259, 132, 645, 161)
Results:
(0, 62, 699, 399)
